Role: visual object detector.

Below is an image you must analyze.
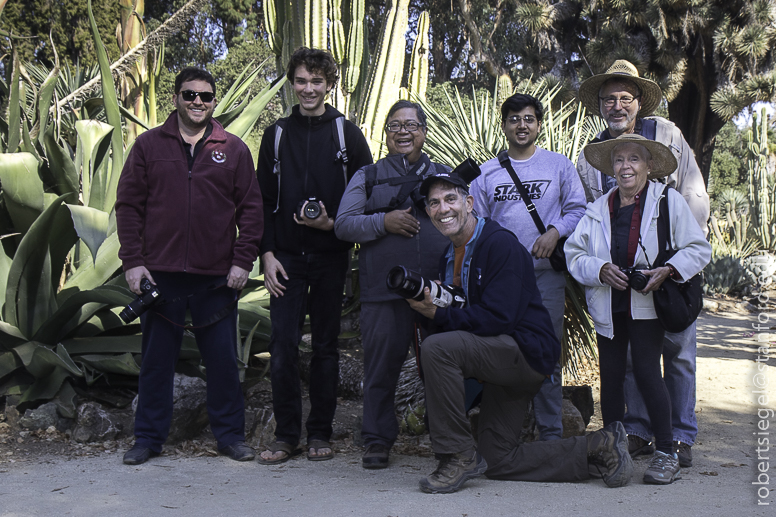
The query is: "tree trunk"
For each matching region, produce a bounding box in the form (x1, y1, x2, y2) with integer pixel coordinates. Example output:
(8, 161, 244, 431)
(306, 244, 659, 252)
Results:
(666, 34, 725, 188)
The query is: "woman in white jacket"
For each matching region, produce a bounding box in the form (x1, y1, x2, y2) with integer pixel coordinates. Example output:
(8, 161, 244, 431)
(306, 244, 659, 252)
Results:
(565, 134, 710, 486)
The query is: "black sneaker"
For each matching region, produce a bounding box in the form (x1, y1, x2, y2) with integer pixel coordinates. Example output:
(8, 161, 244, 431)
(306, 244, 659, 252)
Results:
(674, 441, 692, 467)
(362, 443, 389, 469)
(587, 421, 634, 488)
(219, 441, 256, 461)
(627, 435, 655, 458)
(419, 450, 488, 494)
(643, 450, 681, 484)
(123, 444, 159, 465)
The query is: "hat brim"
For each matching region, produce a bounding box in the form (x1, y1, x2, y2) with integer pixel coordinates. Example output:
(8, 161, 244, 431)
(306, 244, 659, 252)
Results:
(578, 73, 663, 118)
(583, 134, 678, 180)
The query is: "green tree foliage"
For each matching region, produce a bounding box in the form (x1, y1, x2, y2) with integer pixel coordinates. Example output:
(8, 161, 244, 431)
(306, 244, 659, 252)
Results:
(708, 122, 748, 203)
(0, 0, 121, 67)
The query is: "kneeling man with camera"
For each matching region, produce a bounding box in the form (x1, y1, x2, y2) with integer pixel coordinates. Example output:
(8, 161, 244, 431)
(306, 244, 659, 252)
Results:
(407, 169, 635, 493)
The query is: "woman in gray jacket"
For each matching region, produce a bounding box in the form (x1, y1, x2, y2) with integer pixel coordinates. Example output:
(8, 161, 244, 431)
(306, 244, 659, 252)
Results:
(565, 135, 710, 486)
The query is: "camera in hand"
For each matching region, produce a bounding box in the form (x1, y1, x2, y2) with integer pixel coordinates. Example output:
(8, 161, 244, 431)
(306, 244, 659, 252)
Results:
(620, 267, 649, 291)
(119, 278, 161, 323)
(386, 266, 466, 308)
(297, 197, 322, 220)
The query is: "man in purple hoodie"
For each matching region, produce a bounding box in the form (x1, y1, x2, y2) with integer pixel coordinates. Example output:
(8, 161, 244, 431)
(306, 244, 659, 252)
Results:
(116, 67, 264, 465)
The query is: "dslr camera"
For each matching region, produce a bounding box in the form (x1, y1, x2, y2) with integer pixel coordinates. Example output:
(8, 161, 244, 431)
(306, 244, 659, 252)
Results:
(119, 278, 161, 323)
(620, 267, 649, 291)
(386, 266, 466, 309)
(297, 197, 322, 220)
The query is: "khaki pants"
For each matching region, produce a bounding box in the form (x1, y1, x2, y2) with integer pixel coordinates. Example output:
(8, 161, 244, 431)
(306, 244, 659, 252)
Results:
(422, 330, 590, 482)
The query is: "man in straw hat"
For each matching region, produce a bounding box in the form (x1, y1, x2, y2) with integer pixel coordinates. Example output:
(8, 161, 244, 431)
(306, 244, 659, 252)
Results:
(576, 60, 710, 469)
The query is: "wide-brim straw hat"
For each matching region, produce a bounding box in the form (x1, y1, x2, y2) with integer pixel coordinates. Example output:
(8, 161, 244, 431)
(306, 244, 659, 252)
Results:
(578, 60, 663, 117)
(583, 134, 678, 180)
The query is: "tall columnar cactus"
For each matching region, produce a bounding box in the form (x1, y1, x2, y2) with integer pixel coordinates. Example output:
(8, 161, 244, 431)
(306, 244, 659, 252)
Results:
(747, 108, 775, 251)
(357, 0, 410, 155)
(117, 0, 147, 141)
(407, 11, 430, 101)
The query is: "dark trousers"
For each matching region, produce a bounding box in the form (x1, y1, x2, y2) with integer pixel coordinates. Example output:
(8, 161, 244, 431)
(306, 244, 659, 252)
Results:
(597, 314, 672, 453)
(360, 299, 417, 448)
(422, 330, 591, 482)
(268, 251, 348, 445)
(134, 272, 244, 452)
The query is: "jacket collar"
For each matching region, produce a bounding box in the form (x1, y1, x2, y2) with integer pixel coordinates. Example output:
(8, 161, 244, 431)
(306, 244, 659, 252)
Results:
(159, 111, 227, 142)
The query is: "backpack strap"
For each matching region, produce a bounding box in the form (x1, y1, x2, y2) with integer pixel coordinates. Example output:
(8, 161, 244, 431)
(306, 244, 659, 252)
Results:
(656, 184, 675, 265)
(271, 119, 287, 214)
(334, 116, 348, 184)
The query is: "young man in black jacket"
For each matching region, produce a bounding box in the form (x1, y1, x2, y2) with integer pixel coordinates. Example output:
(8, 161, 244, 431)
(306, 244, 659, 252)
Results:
(407, 170, 634, 493)
(255, 48, 372, 464)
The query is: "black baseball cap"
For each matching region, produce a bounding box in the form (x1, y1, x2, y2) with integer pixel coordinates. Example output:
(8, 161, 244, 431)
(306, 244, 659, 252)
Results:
(419, 158, 481, 197)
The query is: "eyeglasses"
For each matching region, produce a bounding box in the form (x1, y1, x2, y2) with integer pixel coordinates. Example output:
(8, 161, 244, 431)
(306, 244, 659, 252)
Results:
(385, 121, 424, 133)
(505, 115, 538, 125)
(599, 95, 640, 108)
(180, 90, 215, 103)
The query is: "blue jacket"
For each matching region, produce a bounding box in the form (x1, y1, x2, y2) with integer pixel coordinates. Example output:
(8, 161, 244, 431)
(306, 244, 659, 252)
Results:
(433, 218, 560, 375)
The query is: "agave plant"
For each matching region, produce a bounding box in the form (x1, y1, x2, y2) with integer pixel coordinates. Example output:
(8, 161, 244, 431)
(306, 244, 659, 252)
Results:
(418, 78, 605, 380)
(0, 0, 285, 413)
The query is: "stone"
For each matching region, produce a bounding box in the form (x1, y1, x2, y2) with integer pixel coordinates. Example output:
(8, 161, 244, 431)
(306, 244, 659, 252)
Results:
(19, 402, 72, 432)
(245, 408, 275, 449)
(561, 399, 586, 438)
(563, 385, 594, 427)
(72, 402, 133, 443)
(125, 374, 208, 444)
(4, 405, 21, 431)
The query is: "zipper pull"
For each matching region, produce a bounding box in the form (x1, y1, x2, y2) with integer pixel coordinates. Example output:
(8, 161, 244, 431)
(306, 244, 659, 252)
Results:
(188, 170, 192, 179)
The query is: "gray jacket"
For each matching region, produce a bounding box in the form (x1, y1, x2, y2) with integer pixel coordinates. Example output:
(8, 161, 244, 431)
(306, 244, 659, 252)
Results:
(335, 153, 450, 302)
(576, 116, 710, 236)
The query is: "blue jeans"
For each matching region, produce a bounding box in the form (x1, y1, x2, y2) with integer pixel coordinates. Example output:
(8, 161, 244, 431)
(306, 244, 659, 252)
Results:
(268, 251, 349, 445)
(532, 269, 565, 441)
(623, 321, 697, 445)
(134, 272, 244, 452)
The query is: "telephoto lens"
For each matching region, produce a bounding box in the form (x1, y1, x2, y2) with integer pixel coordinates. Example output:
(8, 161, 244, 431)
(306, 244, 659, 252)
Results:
(386, 266, 466, 308)
(119, 278, 162, 323)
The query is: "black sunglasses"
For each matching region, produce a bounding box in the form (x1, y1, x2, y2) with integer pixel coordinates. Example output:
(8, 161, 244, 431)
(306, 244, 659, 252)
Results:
(180, 90, 215, 103)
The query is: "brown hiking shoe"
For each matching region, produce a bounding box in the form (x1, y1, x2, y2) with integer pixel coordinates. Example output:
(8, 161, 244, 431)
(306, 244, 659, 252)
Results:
(628, 434, 655, 457)
(587, 421, 634, 488)
(419, 450, 488, 494)
(674, 441, 692, 467)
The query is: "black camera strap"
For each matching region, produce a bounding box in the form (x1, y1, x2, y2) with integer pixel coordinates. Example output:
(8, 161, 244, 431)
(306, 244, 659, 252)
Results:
(154, 282, 240, 329)
(497, 151, 548, 234)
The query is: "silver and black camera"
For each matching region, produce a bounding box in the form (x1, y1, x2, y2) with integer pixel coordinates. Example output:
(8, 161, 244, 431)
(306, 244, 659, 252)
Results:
(119, 278, 161, 323)
(297, 197, 322, 220)
(620, 267, 649, 291)
(386, 266, 466, 308)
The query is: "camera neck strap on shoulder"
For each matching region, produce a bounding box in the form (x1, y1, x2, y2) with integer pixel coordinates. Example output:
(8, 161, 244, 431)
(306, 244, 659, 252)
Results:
(497, 150, 548, 234)
(271, 116, 349, 213)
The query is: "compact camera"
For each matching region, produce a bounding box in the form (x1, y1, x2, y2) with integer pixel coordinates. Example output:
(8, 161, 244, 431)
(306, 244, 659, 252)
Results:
(297, 197, 322, 220)
(620, 267, 649, 291)
(386, 266, 466, 309)
(119, 278, 162, 323)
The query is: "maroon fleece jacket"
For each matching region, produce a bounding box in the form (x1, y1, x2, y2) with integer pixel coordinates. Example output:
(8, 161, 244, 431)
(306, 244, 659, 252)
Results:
(116, 112, 263, 275)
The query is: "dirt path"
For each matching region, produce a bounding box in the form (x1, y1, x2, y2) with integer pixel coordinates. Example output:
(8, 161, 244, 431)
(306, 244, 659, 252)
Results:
(0, 309, 773, 516)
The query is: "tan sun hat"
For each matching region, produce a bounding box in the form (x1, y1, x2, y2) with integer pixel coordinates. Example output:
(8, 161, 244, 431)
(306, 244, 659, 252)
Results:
(583, 134, 678, 179)
(578, 60, 663, 117)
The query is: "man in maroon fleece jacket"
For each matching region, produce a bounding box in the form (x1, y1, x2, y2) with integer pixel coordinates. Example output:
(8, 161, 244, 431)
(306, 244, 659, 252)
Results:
(116, 67, 263, 465)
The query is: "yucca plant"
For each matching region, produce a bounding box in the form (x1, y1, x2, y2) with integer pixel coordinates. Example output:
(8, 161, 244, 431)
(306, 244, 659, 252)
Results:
(418, 78, 605, 380)
(0, 0, 286, 412)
